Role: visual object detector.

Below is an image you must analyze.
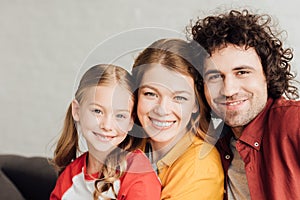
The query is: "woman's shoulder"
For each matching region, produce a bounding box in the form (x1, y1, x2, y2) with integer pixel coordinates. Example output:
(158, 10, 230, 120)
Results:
(178, 136, 221, 165)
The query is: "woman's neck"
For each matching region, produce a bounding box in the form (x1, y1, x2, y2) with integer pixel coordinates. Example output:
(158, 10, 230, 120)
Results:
(151, 128, 187, 162)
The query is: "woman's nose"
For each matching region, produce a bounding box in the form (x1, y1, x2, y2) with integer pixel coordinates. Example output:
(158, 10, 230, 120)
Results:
(154, 97, 172, 116)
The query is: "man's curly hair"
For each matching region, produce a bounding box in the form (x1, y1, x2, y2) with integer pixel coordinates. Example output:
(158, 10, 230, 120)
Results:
(190, 9, 299, 100)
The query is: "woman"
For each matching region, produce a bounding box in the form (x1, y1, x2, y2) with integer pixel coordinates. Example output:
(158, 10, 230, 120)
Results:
(132, 39, 224, 199)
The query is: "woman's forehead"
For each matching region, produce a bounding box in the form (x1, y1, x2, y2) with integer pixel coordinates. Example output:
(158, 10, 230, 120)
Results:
(139, 64, 195, 93)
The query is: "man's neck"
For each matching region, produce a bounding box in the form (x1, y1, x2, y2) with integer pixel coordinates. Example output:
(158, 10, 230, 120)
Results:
(231, 126, 244, 139)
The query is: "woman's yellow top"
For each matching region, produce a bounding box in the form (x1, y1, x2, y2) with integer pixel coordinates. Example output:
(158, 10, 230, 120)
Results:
(157, 132, 224, 200)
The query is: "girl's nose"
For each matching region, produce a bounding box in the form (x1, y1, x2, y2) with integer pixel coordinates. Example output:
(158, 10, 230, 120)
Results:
(100, 115, 113, 131)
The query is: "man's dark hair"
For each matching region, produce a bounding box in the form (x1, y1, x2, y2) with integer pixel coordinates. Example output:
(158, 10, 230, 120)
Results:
(190, 9, 299, 100)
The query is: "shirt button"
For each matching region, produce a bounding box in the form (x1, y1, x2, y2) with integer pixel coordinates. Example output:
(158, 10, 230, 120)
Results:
(225, 155, 231, 159)
(254, 142, 259, 147)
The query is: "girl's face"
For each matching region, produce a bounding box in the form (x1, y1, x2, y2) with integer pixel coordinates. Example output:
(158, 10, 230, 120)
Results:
(137, 64, 198, 150)
(72, 84, 134, 154)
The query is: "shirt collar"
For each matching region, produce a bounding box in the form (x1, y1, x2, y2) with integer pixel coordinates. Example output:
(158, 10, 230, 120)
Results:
(238, 98, 274, 150)
(157, 132, 196, 169)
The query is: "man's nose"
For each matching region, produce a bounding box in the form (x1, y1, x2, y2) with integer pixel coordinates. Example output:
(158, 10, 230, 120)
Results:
(220, 76, 240, 97)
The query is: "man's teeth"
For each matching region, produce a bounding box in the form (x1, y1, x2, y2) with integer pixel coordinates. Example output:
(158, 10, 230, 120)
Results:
(152, 120, 173, 127)
(226, 101, 243, 106)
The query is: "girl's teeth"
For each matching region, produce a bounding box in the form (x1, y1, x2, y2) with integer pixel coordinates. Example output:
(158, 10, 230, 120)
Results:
(94, 133, 113, 141)
(98, 135, 109, 141)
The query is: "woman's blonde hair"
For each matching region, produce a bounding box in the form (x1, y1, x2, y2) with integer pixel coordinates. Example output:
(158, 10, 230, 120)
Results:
(132, 38, 208, 138)
(52, 64, 142, 199)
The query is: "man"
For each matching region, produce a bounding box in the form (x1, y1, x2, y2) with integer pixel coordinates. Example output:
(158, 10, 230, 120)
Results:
(191, 9, 300, 200)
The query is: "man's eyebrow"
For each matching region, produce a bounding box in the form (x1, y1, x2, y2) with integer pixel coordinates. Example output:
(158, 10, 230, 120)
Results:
(233, 65, 255, 71)
(204, 65, 255, 76)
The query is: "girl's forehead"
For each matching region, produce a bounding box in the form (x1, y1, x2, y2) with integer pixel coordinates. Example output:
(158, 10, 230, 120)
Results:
(82, 85, 134, 109)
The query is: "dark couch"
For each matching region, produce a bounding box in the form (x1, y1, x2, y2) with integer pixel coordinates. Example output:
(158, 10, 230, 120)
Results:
(0, 154, 58, 200)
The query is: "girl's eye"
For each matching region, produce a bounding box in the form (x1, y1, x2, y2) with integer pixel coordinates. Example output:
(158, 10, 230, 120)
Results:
(174, 96, 188, 101)
(92, 109, 103, 115)
(115, 113, 129, 119)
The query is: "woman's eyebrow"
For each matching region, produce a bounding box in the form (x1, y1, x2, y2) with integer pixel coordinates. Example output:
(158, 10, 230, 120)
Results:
(139, 85, 157, 90)
(140, 85, 193, 96)
(173, 90, 193, 95)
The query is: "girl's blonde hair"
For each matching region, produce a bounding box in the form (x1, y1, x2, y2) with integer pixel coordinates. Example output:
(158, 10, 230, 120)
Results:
(52, 64, 142, 199)
(132, 38, 208, 138)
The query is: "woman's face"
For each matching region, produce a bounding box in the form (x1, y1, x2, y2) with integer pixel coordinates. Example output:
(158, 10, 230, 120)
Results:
(137, 64, 198, 149)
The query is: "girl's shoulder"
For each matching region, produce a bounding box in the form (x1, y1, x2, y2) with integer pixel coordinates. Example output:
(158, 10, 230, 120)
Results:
(51, 152, 88, 198)
(59, 152, 87, 178)
(125, 149, 153, 173)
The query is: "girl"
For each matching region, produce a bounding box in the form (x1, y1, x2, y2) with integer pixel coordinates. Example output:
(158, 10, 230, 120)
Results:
(132, 39, 224, 199)
(50, 64, 161, 200)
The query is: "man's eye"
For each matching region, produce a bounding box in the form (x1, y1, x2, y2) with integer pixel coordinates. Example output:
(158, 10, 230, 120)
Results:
(207, 74, 222, 81)
(236, 70, 250, 76)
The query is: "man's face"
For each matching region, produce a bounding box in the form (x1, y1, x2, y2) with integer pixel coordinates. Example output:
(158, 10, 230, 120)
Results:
(203, 44, 268, 133)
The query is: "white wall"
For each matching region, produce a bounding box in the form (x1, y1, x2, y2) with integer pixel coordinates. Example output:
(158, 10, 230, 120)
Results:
(1, 0, 299, 157)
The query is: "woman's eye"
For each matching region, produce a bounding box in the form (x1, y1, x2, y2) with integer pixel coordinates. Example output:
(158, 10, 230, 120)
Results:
(174, 96, 188, 101)
(144, 92, 157, 97)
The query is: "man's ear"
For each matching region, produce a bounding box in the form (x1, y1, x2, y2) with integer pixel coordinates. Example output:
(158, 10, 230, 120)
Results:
(72, 99, 80, 122)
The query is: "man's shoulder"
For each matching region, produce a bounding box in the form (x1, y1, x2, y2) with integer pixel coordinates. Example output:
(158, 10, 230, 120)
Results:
(268, 97, 300, 133)
(272, 97, 300, 108)
(270, 98, 300, 118)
